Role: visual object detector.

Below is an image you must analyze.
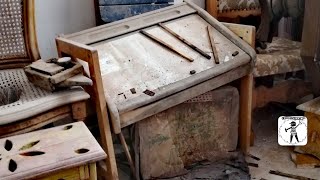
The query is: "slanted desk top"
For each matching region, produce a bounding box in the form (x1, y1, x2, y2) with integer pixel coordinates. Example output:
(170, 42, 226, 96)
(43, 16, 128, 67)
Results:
(57, 1, 255, 134)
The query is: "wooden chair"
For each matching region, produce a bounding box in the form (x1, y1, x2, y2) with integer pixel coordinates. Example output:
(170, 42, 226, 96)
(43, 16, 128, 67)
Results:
(206, 0, 261, 20)
(206, 0, 310, 109)
(0, 0, 90, 137)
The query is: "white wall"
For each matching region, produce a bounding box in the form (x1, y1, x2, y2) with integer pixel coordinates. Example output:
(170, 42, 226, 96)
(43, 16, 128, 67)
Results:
(35, 0, 96, 59)
(34, 0, 204, 59)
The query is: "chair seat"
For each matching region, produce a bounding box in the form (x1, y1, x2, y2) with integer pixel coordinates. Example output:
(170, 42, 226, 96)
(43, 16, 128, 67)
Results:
(0, 68, 90, 125)
(253, 37, 305, 77)
(218, 0, 260, 12)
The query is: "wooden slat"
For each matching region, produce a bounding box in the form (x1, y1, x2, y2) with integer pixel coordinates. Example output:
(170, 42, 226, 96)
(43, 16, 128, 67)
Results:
(99, 0, 173, 5)
(239, 74, 253, 153)
(120, 64, 251, 128)
(0, 106, 71, 137)
(222, 23, 256, 47)
(56, 38, 119, 180)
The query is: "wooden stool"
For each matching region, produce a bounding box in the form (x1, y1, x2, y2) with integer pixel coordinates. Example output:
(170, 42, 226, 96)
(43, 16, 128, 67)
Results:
(0, 122, 106, 180)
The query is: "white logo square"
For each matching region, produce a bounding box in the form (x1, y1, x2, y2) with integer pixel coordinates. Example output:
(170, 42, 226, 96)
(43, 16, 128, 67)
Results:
(278, 116, 308, 146)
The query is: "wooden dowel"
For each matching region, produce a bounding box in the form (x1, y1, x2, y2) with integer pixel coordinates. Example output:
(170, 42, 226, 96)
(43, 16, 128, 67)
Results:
(119, 132, 137, 178)
(269, 170, 316, 180)
(140, 30, 194, 62)
(207, 26, 220, 64)
(158, 23, 211, 59)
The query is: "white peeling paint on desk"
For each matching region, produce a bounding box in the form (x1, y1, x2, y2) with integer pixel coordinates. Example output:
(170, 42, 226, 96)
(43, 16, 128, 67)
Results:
(93, 14, 246, 105)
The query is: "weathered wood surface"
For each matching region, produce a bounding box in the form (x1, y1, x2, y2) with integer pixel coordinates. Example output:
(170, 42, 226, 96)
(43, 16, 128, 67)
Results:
(293, 112, 320, 160)
(93, 14, 248, 111)
(222, 23, 256, 48)
(99, 0, 173, 5)
(0, 106, 71, 138)
(30, 61, 64, 75)
(297, 97, 320, 115)
(158, 23, 211, 60)
(25, 61, 84, 91)
(99, 4, 172, 23)
(119, 65, 250, 128)
(0, 87, 89, 125)
(137, 87, 239, 179)
(0, 122, 106, 180)
(56, 39, 120, 179)
(291, 153, 320, 168)
(58, 74, 93, 87)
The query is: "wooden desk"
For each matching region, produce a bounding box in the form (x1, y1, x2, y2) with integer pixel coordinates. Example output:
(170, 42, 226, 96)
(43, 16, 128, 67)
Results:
(56, 1, 255, 179)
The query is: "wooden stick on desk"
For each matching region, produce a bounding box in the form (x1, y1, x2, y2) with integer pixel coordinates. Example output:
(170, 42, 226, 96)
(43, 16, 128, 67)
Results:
(158, 23, 211, 60)
(207, 26, 220, 64)
(140, 30, 194, 62)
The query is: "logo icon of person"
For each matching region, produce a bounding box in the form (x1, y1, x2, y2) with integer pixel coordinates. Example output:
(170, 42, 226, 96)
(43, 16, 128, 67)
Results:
(285, 121, 301, 143)
(278, 116, 307, 146)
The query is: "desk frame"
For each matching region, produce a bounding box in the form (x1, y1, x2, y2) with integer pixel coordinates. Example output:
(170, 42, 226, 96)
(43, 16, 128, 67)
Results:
(56, 1, 255, 179)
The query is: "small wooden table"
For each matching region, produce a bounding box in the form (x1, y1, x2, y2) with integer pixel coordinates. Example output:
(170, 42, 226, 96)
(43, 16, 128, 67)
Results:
(0, 122, 106, 180)
(56, 1, 256, 179)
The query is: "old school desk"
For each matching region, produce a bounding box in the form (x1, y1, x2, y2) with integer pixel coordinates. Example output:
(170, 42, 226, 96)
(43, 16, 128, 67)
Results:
(56, 1, 256, 179)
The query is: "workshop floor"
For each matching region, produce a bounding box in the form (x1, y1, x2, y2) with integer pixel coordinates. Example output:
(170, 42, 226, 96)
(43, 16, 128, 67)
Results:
(249, 104, 320, 180)
(106, 103, 320, 180)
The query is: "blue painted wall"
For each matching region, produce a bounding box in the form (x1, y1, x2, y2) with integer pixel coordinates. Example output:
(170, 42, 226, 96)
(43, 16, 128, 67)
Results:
(98, 0, 173, 23)
(99, 0, 173, 5)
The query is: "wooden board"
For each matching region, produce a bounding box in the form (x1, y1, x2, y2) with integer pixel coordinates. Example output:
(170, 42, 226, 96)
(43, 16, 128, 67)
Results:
(93, 14, 249, 111)
(222, 23, 256, 48)
(30, 61, 64, 76)
(297, 97, 320, 115)
(294, 112, 320, 160)
(291, 153, 320, 168)
(0, 122, 106, 180)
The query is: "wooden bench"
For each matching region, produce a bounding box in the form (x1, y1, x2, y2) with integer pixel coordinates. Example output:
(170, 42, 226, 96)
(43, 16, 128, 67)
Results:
(0, 122, 106, 180)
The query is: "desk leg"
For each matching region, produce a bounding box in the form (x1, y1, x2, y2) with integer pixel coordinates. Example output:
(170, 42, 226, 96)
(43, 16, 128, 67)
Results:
(239, 74, 253, 153)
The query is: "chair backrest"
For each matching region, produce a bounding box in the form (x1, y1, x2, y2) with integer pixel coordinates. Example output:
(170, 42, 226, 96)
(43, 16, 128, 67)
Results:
(206, 0, 261, 19)
(0, 0, 40, 69)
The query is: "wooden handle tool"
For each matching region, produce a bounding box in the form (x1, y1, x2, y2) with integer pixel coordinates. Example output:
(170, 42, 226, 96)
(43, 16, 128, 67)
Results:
(140, 30, 194, 62)
(159, 23, 211, 60)
(207, 26, 220, 64)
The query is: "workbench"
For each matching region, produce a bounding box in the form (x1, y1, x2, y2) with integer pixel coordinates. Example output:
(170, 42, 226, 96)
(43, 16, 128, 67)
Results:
(56, 1, 256, 179)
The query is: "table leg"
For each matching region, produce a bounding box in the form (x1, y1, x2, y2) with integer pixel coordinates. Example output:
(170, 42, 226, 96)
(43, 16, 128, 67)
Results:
(89, 163, 97, 180)
(239, 74, 253, 153)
